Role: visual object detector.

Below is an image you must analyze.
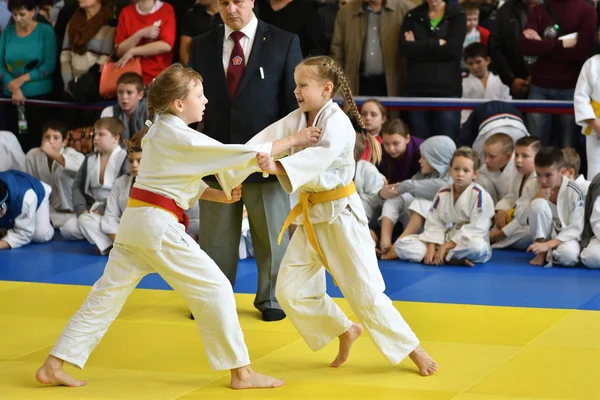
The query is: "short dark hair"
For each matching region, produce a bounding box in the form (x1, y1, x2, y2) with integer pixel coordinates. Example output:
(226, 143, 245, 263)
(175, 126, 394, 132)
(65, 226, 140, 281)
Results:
(515, 136, 542, 153)
(117, 72, 145, 93)
(8, 0, 38, 12)
(464, 42, 488, 61)
(42, 120, 69, 140)
(561, 148, 581, 176)
(381, 118, 409, 138)
(535, 146, 565, 169)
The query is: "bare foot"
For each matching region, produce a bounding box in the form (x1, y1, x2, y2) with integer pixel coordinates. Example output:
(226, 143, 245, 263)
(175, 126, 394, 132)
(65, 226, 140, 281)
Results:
(331, 322, 363, 368)
(529, 252, 547, 266)
(381, 247, 399, 260)
(408, 346, 438, 376)
(36, 355, 87, 387)
(230, 366, 284, 389)
(448, 258, 475, 267)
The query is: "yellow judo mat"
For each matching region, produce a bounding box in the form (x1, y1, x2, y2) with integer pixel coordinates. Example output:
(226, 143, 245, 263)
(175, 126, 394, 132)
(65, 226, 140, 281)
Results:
(1, 279, 599, 400)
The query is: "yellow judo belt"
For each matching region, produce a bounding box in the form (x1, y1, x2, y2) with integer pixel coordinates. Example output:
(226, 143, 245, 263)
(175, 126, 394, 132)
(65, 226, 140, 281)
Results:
(277, 182, 356, 274)
(584, 99, 600, 136)
(126, 198, 179, 221)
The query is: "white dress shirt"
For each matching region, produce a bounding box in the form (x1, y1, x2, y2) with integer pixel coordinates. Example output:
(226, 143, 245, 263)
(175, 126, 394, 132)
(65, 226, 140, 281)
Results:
(222, 14, 258, 73)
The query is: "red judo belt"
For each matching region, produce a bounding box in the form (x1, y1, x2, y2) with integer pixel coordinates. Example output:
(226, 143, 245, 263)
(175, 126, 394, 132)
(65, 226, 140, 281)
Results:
(129, 187, 189, 230)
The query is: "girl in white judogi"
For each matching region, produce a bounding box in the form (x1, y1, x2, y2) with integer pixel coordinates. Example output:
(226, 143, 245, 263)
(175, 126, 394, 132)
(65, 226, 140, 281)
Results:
(379, 136, 456, 260)
(35, 65, 319, 389)
(574, 54, 600, 180)
(580, 174, 600, 268)
(61, 118, 129, 240)
(0, 130, 25, 172)
(25, 121, 85, 228)
(353, 132, 385, 222)
(219, 57, 438, 376)
(490, 136, 541, 250)
(78, 133, 200, 255)
(518, 148, 584, 267)
(395, 147, 494, 266)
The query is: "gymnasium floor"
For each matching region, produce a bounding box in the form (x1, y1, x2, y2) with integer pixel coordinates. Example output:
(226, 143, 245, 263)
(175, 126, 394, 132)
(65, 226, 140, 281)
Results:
(1, 238, 600, 399)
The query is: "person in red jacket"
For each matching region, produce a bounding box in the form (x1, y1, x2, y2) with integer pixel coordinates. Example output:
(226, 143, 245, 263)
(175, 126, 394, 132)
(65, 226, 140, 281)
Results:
(114, 0, 176, 85)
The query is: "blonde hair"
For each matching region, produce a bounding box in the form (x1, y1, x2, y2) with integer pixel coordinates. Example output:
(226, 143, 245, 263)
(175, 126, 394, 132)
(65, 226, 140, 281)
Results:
(451, 147, 482, 171)
(141, 63, 203, 137)
(297, 56, 382, 164)
(561, 147, 581, 175)
(484, 132, 514, 154)
(126, 130, 145, 154)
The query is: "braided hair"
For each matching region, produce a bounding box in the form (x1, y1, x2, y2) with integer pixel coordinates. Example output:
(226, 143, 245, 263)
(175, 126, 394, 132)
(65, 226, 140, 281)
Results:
(297, 56, 382, 164)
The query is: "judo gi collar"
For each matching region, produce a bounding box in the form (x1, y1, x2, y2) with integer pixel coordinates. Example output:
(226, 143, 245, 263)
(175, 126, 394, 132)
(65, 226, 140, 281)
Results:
(306, 99, 333, 127)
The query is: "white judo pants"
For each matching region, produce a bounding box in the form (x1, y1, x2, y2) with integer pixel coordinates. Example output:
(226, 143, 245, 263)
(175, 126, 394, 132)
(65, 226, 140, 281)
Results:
(407, 198, 432, 219)
(32, 182, 55, 243)
(50, 220, 250, 371)
(393, 233, 491, 264)
(276, 209, 420, 365)
(380, 193, 414, 227)
(586, 134, 600, 181)
(528, 198, 580, 267)
(580, 238, 600, 269)
(491, 225, 533, 250)
(59, 214, 84, 240)
(78, 213, 113, 254)
(49, 211, 74, 229)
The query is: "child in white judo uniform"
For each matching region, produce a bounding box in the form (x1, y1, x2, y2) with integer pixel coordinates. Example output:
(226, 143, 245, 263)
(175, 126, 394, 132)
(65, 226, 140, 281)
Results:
(35, 64, 320, 389)
(580, 173, 600, 268)
(394, 147, 495, 266)
(476, 133, 518, 204)
(0, 130, 25, 172)
(354, 132, 385, 222)
(461, 43, 511, 125)
(521, 147, 585, 267)
(0, 170, 54, 249)
(220, 56, 438, 376)
(574, 54, 600, 180)
(61, 117, 129, 240)
(562, 147, 591, 196)
(79, 132, 200, 255)
(25, 120, 85, 228)
(379, 135, 456, 260)
(490, 136, 541, 250)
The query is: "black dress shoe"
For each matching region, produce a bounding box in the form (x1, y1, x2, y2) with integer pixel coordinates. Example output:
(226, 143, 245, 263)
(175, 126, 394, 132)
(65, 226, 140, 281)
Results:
(262, 308, 286, 321)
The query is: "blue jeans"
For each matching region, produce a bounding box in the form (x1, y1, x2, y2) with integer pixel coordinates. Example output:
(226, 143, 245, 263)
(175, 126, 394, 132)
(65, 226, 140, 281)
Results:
(527, 85, 577, 147)
(405, 93, 461, 140)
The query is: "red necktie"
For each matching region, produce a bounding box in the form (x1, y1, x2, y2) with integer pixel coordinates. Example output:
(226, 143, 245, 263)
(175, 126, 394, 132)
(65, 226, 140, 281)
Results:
(227, 31, 245, 98)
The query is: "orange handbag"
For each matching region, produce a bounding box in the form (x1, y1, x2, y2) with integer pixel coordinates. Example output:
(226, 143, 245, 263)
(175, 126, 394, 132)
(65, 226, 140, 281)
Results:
(99, 50, 143, 100)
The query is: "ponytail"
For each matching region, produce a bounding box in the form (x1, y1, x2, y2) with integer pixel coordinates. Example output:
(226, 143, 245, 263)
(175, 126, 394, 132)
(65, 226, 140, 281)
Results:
(364, 133, 382, 165)
(137, 106, 155, 141)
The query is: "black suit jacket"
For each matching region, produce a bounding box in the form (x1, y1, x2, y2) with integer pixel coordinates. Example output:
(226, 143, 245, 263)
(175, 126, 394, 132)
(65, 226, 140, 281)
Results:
(189, 20, 302, 182)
